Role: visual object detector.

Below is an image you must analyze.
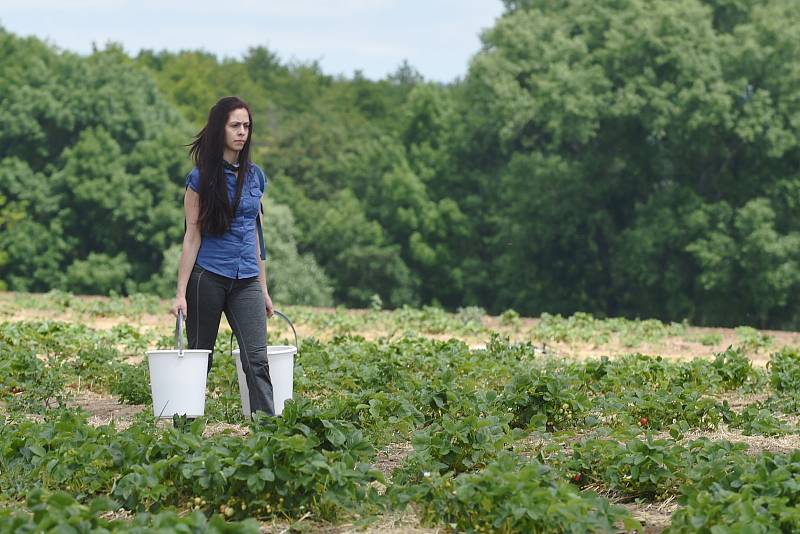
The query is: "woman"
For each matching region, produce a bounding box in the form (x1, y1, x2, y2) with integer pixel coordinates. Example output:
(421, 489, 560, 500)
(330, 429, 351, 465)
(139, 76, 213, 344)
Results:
(171, 96, 275, 416)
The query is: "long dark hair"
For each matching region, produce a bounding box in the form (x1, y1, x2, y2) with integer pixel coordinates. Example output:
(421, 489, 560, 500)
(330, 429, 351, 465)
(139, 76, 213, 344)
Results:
(188, 96, 253, 236)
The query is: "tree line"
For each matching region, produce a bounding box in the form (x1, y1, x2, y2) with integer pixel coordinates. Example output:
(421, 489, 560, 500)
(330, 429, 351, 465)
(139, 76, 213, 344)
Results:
(1, 0, 799, 328)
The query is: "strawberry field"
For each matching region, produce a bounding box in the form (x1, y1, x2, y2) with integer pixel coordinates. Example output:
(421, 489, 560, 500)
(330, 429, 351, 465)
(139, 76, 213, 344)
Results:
(2, 292, 800, 533)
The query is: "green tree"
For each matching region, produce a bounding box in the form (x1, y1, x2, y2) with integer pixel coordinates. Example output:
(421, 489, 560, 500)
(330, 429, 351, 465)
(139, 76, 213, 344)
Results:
(687, 198, 800, 327)
(455, 0, 800, 325)
(65, 252, 132, 295)
(305, 190, 418, 307)
(261, 199, 334, 306)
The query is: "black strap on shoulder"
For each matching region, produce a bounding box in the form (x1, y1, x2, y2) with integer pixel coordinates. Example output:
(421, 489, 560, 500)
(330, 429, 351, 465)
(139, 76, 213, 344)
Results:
(257, 203, 266, 261)
(256, 167, 267, 261)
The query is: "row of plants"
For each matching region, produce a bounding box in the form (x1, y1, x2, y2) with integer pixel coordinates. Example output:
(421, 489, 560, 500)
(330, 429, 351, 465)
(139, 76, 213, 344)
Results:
(4, 402, 797, 532)
(531, 313, 776, 352)
(0, 401, 381, 521)
(6, 292, 494, 337)
(4, 319, 798, 437)
(0, 415, 642, 532)
(0, 489, 261, 533)
(7, 290, 163, 318)
(0, 319, 254, 414)
(1, 322, 135, 412)
(14, 291, 781, 346)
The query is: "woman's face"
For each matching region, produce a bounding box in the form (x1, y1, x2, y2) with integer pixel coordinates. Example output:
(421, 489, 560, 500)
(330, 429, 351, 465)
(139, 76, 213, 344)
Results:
(224, 107, 250, 156)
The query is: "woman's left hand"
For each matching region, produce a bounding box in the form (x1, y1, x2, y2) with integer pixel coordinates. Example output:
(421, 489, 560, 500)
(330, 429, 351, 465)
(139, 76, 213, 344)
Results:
(263, 290, 274, 318)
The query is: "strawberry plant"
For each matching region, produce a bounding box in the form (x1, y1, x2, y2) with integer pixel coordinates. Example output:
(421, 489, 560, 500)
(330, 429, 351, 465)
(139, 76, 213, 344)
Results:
(567, 437, 627, 489)
(499, 308, 521, 328)
(568, 436, 686, 499)
(710, 346, 755, 390)
(768, 347, 800, 392)
(599, 387, 724, 430)
(531, 312, 685, 347)
(499, 368, 591, 430)
(735, 326, 773, 352)
(69, 345, 123, 390)
(116, 403, 382, 519)
(610, 437, 686, 499)
(335, 390, 425, 445)
(729, 404, 792, 436)
(391, 453, 640, 533)
(111, 360, 151, 405)
(669, 450, 800, 533)
(568, 436, 753, 502)
(0, 489, 260, 532)
(393, 413, 517, 483)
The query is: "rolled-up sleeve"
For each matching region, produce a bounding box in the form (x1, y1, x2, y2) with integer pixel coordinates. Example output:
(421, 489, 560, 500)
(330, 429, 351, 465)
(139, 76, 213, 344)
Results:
(185, 167, 200, 192)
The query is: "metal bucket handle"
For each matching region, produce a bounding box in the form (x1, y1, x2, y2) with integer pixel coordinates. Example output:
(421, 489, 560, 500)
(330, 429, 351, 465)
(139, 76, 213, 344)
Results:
(229, 309, 299, 357)
(176, 310, 185, 355)
(270, 310, 299, 352)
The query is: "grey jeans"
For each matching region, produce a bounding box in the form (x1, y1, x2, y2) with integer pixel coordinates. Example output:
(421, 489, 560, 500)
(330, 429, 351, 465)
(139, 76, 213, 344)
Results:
(185, 264, 275, 416)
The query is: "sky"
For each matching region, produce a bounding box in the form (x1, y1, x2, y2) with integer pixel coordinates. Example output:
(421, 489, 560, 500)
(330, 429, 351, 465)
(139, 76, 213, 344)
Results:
(1, 0, 506, 82)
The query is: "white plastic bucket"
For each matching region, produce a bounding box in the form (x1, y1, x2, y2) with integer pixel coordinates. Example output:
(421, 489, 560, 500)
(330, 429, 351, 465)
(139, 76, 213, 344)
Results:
(233, 345, 296, 416)
(147, 349, 211, 418)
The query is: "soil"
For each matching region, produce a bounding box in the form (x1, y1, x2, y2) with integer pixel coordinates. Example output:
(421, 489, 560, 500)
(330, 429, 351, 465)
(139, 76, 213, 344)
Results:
(69, 391, 146, 426)
(669, 424, 800, 455)
(258, 510, 440, 534)
(622, 499, 678, 534)
(373, 441, 414, 482)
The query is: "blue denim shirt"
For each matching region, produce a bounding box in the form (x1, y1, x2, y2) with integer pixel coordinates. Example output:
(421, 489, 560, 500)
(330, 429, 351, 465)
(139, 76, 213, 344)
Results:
(186, 162, 267, 279)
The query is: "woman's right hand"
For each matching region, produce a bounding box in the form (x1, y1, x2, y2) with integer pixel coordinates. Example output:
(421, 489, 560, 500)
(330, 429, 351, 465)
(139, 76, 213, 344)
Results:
(171, 295, 187, 318)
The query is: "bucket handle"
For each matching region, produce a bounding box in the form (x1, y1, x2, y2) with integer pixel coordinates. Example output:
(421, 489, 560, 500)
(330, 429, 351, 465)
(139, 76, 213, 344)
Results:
(270, 310, 299, 353)
(176, 310, 185, 356)
(229, 309, 299, 357)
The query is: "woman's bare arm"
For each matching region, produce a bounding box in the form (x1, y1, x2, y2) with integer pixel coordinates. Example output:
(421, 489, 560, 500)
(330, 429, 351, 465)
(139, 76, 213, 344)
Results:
(171, 188, 202, 316)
